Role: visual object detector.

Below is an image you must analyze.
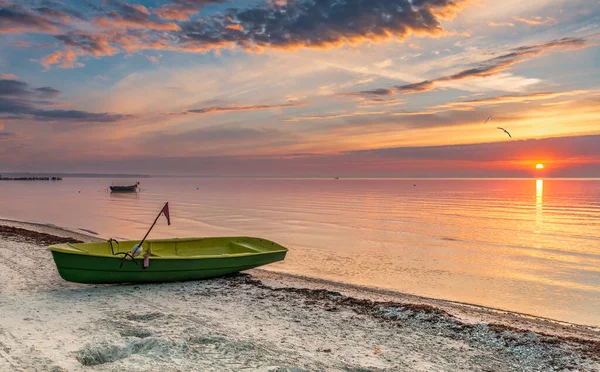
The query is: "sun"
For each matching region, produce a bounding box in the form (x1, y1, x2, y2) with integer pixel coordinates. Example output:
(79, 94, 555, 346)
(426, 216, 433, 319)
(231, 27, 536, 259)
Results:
(536, 164, 544, 169)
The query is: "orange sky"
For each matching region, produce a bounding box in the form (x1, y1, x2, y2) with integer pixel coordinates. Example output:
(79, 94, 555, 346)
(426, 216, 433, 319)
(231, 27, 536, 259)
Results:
(0, 0, 599, 176)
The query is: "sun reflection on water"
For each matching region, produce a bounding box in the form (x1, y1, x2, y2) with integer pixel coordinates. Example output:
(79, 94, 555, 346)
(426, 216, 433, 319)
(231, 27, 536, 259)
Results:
(535, 179, 543, 231)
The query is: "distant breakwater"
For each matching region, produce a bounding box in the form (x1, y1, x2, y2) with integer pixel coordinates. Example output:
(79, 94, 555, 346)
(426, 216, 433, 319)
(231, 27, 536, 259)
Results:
(0, 176, 62, 181)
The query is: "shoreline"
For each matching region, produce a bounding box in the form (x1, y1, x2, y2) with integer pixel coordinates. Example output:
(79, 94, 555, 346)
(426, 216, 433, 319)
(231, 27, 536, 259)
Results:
(1, 219, 599, 371)
(2, 217, 598, 331)
(251, 269, 600, 332)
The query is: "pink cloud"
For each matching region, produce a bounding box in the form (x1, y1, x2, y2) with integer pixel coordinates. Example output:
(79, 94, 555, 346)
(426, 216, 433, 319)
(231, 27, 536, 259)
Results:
(153, 6, 199, 21)
(182, 101, 306, 115)
(284, 111, 388, 122)
(225, 23, 244, 31)
(146, 55, 159, 64)
(512, 16, 556, 25)
(40, 49, 86, 69)
(488, 21, 515, 27)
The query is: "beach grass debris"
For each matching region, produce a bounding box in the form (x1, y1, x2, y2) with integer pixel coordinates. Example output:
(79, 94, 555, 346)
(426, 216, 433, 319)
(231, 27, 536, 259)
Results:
(119, 328, 153, 338)
(125, 312, 163, 322)
(186, 334, 228, 345)
(75, 342, 127, 366)
(342, 367, 378, 372)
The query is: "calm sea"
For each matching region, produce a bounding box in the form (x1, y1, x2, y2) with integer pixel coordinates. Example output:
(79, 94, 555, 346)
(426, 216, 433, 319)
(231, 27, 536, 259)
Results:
(1, 177, 599, 326)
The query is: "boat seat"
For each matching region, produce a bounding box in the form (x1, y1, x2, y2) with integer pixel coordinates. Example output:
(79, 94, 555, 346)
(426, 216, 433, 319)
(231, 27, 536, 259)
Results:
(170, 241, 260, 256)
(228, 242, 260, 253)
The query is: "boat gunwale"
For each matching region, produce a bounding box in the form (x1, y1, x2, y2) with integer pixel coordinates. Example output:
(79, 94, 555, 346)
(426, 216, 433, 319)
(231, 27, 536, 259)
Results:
(47, 236, 288, 260)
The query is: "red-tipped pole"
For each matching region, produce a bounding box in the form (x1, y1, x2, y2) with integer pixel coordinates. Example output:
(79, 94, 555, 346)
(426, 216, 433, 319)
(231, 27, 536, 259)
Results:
(139, 202, 170, 248)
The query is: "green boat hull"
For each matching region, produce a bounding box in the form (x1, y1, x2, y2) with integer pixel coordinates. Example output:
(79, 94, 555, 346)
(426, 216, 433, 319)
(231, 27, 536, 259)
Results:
(109, 185, 138, 193)
(49, 237, 288, 284)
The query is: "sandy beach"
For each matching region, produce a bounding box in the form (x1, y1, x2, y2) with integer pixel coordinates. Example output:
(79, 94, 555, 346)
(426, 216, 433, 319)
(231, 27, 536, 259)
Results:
(0, 219, 598, 372)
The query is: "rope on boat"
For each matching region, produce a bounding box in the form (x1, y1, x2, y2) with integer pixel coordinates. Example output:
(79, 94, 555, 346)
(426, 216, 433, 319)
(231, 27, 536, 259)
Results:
(106, 202, 171, 270)
(107, 238, 139, 268)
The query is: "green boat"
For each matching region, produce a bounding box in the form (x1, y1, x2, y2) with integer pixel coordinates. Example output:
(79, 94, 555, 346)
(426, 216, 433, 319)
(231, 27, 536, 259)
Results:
(48, 237, 288, 284)
(110, 182, 139, 193)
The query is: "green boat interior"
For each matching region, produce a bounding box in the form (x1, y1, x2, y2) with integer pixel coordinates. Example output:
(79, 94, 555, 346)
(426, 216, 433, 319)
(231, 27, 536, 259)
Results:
(49, 237, 287, 258)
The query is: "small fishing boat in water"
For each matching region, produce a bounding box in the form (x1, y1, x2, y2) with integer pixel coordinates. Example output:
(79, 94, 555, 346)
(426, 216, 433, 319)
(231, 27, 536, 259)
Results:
(48, 237, 288, 284)
(110, 182, 139, 193)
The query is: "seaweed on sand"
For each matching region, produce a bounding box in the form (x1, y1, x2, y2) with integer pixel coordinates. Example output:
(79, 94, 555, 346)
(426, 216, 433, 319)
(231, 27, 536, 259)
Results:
(0, 225, 83, 245)
(231, 273, 600, 369)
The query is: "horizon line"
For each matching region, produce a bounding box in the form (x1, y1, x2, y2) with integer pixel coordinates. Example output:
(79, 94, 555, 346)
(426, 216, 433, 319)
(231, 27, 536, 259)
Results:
(1, 172, 599, 180)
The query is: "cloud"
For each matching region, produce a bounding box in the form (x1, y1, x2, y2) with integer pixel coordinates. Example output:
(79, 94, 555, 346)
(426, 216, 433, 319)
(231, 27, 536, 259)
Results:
(355, 98, 405, 108)
(0, 78, 30, 96)
(91, 3, 180, 31)
(153, 0, 225, 21)
(349, 134, 600, 165)
(225, 23, 243, 32)
(512, 16, 555, 25)
(29, 109, 129, 122)
(0, 78, 130, 122)
(145, 125, 288, 148)
(35, 3, 87, 21)
(146, 55, 160, 64)
(349, 36, 589, 96)
(395, 80, 437, 94)
(435, 90, 595, 110)
(11, 40, 31, 47)
(432, 38, 585, 80)
(34, 86, 61, 98)
(284, 110, 388, 122)
(0, 3, 61, 34)
(339, 88, 395, 97)
(153, 6, 197, 21)
(179, 0, 469, 52)
(374, 59, 393, 69)
(488, 21, 514, 27)
(40, 0, 475, 68)
(391, 110, 439, 116)
(40, 48, 86, 69)
(0, 73, 17, 79)
(34, 7, 73, 22)
(182, 101, 306, 115)
(11, 40, 58, 49)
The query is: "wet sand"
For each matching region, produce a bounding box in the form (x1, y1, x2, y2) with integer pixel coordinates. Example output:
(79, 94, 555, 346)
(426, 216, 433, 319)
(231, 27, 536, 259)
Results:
(0, 219, 598, 371)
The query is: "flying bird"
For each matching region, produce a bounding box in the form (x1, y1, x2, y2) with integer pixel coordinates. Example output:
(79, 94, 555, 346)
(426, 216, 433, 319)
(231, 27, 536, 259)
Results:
(484, 115, 492, 124)
(497, 127, 512, 138)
